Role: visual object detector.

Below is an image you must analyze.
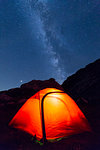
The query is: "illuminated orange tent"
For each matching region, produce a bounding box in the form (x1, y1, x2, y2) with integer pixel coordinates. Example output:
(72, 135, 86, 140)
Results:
(9, 88, 90, 142)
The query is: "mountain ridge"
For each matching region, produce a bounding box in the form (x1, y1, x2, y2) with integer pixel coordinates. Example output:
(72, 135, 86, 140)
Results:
(62, 59, 100, 105)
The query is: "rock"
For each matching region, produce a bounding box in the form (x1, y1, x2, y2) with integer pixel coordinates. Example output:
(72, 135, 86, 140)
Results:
(62, 59, 100, 105)
(0, 78, 63, 106)
(20, 78, 63, 91)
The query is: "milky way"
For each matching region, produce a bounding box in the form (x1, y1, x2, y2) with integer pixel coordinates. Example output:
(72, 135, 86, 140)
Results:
(31, 0, 67, 83)
(18, 0, 67, 83)
(0, 0, 100, 90)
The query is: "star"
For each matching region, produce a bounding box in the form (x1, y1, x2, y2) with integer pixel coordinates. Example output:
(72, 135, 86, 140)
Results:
(20, 80, 23, 83)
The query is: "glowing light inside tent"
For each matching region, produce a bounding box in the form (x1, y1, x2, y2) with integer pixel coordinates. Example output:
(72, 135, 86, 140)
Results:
(9, 88, 91, 141)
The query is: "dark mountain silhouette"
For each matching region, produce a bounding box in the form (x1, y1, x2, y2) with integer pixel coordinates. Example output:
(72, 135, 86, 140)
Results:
(62, 59, 100, 150)
(0, 60, 100, 150)
(0, 78, 63, 107)
(62, 59, 100, 105)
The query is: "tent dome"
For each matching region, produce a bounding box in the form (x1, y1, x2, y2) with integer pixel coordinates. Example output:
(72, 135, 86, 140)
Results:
(9, 88, 91, 142)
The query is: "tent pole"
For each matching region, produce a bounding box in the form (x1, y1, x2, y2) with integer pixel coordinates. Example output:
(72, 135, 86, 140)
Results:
(41, 95, 47, 144)
(41, 91, 64, 144)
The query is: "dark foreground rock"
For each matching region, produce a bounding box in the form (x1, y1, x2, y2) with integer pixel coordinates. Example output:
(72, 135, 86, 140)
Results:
(62, 59, 100, 105)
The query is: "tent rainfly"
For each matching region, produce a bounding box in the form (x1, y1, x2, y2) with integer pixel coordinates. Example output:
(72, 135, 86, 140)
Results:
(9, 88, 91, 143)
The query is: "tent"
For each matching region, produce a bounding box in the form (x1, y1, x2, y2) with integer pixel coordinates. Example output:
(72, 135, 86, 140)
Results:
(9, 88, 91, 143)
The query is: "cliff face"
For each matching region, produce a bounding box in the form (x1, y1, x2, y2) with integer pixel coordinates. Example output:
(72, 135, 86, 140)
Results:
(62, 59, 100, 105)
(61, 59, 100, 150)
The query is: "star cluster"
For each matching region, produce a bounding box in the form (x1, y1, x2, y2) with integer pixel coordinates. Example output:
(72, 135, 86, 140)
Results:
(0, 0, 100, 90)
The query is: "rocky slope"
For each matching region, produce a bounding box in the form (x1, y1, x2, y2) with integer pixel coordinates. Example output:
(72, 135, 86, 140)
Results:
(61, 59, 100, 150)
(0, 78, 63, 107)
(62, 59, 100, 105)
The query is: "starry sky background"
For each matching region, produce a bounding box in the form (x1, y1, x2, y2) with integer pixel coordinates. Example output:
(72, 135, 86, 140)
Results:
(0, 0, 100, 91)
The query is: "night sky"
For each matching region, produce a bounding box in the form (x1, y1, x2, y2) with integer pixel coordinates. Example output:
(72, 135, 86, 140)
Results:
(0, 0, 100, 91)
